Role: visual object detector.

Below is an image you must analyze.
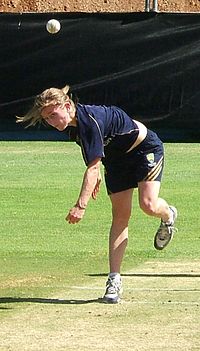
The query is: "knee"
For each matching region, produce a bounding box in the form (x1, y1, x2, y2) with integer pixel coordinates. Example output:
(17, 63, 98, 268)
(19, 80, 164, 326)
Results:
(112, 209, 131, 227)
(139, 198, 157, 216)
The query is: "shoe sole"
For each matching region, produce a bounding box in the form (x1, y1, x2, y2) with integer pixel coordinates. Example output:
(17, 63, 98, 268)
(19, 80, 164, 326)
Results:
(102, 296, 121, 304)
(154, 231, 174, 250)
(154, 206, 178, 250)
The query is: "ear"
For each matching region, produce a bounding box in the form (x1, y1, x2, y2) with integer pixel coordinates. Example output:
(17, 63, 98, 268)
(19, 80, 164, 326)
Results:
(64, 101, 71, 111)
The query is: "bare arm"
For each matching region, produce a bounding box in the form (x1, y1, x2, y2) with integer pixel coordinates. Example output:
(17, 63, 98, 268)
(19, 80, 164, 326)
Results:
(92, 167, 102, 200)
(66, 158, 101, 224)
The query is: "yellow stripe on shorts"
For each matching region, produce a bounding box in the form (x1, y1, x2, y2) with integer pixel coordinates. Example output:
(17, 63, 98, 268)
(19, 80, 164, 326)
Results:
(144, 156, 164, 181)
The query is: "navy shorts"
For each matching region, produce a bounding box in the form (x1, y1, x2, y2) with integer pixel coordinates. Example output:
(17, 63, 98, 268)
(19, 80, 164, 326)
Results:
(103, 130, 164, 194)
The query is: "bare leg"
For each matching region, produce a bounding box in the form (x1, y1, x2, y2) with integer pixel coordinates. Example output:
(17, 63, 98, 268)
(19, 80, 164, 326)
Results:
(102, 189, 133, 303)
(109, 188, 133, 273)
(138, 180, 177, 250)
(138, 180, 171, 222)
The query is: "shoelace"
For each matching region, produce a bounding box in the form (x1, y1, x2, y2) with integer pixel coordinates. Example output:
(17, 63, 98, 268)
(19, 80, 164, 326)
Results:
(106, 279, 121, 294)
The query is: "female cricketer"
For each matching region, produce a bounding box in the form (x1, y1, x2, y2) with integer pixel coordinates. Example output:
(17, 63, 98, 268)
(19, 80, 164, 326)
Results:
(17, 85, 178, 303)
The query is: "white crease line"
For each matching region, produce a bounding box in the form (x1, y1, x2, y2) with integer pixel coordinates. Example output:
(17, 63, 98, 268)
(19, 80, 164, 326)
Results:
(70, 286, 200, 292)
(124, 301, 200, 305)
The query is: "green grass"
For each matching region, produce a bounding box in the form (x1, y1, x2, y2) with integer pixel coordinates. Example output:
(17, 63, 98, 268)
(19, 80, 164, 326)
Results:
(0, 141, 199, 298)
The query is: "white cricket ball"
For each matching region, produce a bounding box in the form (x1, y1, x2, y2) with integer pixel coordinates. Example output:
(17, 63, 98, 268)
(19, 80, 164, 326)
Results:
(46, 19, 61, 34)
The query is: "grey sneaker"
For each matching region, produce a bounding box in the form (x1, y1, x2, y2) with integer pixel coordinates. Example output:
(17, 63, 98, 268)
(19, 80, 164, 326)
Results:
(154, 206, 178, 250)
(102, 276, 123, 304)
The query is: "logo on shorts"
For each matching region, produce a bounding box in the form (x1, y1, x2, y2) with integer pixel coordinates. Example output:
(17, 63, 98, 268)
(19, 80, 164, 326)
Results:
(146, 153, 156, 167)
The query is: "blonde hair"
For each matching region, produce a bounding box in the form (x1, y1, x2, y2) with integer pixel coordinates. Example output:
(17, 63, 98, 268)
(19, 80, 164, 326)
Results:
(16, 85, 74, 128)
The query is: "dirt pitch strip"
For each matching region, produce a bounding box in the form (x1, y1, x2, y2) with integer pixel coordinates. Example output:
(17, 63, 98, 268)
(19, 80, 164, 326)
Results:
(0, 260, 199, 351)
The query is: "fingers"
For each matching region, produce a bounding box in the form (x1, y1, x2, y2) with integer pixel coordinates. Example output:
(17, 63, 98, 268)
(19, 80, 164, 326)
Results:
(66, 206, 85, 224)
(92, 179, 101, 200)
(92, 187, 99, 200)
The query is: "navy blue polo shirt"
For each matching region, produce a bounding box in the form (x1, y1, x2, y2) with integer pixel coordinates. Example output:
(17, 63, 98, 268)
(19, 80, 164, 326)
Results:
(74, 104, 139, 165)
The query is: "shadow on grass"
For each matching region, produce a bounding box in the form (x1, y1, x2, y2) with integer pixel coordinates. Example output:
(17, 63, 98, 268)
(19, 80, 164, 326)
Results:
(0, 297, 104, 305)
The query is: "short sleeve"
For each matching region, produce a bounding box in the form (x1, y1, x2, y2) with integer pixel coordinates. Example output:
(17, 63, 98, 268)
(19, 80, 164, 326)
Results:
(79, 113, 105, 165)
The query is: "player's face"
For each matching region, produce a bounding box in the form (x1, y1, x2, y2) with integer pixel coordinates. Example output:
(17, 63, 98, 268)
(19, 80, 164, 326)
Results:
(41, 104, 73, 131)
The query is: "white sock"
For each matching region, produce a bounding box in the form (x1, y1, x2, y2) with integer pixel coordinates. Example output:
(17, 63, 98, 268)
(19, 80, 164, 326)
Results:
(109, 272, 121, 281)
(165, 207, 173, 225)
